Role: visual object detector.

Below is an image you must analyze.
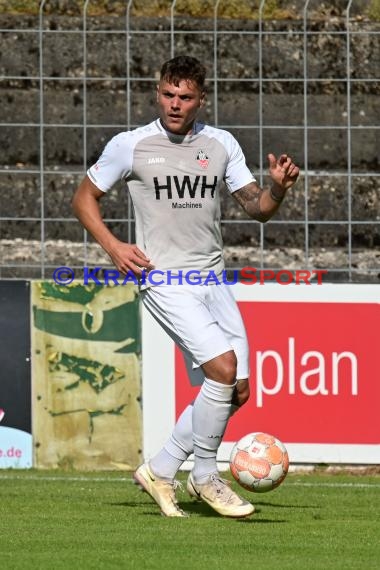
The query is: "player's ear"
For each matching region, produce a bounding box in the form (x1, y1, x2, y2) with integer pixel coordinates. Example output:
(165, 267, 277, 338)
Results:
(156, 84, 160, 102)
(199, 91, 206, 107)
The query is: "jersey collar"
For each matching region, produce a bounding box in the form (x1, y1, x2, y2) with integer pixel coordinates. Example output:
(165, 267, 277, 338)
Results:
(156, 119, 204, 143)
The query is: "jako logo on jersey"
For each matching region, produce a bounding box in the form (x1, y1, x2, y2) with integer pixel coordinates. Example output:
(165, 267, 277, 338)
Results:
(154, 175, 217, 199)
(148, 157, 166, 164)
(196, 149, 209, 169)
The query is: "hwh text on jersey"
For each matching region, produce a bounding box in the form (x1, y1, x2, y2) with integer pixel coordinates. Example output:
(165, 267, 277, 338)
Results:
(154, 175, 218, 200)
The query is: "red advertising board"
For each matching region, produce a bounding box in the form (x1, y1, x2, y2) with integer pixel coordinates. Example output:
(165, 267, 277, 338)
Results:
(142, 284, 380, 464)
(175, 301, 380, 446)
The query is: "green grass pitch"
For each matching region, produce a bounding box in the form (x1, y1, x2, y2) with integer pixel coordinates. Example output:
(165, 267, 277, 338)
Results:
(0, 469, 379, 570)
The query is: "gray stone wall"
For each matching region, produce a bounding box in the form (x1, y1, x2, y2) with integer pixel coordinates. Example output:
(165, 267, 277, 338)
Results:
(0, 14, 379, 280)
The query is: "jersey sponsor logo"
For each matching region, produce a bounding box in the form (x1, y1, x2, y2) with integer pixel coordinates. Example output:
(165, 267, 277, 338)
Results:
(148, 157, 166, 164)
(154, 175, 218, 200)
(196, 149, 209, 169)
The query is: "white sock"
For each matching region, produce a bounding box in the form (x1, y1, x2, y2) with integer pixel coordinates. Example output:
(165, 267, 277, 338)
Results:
(149, 397, 240, 482)
(149, 404, 193, 481)
(192, 377, 235, 484)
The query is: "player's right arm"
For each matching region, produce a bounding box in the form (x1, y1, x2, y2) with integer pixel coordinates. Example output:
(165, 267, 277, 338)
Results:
(72, 175, 152, 277)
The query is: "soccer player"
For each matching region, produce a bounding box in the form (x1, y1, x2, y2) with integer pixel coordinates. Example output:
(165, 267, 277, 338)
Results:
(72, 55, 299, 518)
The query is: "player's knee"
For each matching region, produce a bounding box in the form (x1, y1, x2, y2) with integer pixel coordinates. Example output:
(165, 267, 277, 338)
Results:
(217, 351, 237, 384)
(202, 350, 237, 385)
(239, 392, 249, 406)
(235, 381, 250, 407)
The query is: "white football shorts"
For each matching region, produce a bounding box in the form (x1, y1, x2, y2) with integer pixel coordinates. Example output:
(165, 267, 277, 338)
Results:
(141, 283, 250, 386)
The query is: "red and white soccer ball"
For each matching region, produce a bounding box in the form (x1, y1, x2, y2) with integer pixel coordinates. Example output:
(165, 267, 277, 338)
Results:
(230, 432, 289, 493)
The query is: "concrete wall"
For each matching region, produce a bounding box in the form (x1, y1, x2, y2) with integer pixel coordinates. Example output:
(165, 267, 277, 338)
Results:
(1, 14, 379, 270)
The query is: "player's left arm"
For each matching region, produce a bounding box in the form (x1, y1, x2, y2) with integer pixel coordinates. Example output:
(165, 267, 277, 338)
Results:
(233, 153, 299, 223)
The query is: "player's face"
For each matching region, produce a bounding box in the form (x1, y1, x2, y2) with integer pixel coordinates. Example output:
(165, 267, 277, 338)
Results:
(157, 79, 205, 135)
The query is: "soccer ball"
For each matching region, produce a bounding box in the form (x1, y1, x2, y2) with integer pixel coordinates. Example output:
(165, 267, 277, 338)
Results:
(230, 432, 289, 493)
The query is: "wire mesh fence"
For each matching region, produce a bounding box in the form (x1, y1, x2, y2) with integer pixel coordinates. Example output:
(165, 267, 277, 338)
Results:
(0, 1, 379, 282)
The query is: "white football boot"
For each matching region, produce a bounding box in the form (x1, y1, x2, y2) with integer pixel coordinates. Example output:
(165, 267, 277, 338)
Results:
(134, 463, 188, 517)
(187, 472, 254, 518)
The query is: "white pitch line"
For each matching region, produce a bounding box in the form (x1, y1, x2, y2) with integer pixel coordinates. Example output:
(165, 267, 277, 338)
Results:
(0, 474, 379, 488)
(287, 482, 380, 489)
(0, 474, 133, 483)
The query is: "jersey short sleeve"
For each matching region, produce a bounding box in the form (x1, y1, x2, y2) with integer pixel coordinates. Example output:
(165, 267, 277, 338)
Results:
(223, 132, 256, 193)
(87, 132, 134, 192)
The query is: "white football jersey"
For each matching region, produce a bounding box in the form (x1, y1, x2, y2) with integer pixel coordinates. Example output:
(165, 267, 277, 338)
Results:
(87, 120, 255, 279)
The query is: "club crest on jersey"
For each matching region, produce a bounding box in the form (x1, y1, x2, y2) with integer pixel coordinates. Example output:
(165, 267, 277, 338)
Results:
(196, 150, 209, 170)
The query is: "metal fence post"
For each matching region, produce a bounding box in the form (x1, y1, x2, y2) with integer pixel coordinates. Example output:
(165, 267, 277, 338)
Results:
(39, 0, 47, 278)
(346, 0, 353, 282)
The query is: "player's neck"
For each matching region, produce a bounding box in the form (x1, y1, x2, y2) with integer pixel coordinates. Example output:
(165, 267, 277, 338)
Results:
(159, 118, 196, 136)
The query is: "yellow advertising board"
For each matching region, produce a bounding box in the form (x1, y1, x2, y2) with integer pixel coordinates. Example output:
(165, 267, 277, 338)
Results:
(31, 281, 142, 470)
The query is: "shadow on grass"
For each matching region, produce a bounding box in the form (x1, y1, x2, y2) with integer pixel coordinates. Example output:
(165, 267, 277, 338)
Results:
(237, 518, 287, 524)
(110, 500, 174, 516)
(109, 500, 221, 517)
(109, 499, 288, 522)
(253, 501, 320, 509)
